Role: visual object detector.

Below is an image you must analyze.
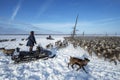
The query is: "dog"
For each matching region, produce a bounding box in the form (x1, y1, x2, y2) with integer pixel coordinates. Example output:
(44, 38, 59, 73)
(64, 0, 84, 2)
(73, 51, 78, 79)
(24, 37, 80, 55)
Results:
(68, 56, 90, 73)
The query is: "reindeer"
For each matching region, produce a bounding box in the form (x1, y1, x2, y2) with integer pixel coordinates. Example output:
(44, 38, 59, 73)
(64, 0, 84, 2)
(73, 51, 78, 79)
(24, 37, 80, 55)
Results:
(1, 48, 15, 56)
(68, 56, 90, 73)
(11, 38, 16, 41)
(46, 43, 53, 49)
(19, 43, 24, 46)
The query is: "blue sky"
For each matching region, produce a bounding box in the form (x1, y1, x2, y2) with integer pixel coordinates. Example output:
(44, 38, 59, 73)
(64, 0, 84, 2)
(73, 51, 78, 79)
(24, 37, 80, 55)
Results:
(0, 0, 120, 34)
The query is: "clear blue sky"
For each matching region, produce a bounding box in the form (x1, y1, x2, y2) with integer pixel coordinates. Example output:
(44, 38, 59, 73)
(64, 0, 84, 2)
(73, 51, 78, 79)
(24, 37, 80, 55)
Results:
(0, 0, 120, 34)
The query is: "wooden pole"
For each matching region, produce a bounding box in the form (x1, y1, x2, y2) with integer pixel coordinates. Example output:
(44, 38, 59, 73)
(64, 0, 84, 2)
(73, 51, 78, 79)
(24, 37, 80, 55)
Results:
(72, 14, 79, 38)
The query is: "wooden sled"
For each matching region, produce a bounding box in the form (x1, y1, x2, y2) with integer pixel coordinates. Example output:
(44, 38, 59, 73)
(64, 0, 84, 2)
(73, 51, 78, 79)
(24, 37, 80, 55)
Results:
(46, 37, 54, 40)
(11, 49, 56, 63)
(46, 35, 54, 40)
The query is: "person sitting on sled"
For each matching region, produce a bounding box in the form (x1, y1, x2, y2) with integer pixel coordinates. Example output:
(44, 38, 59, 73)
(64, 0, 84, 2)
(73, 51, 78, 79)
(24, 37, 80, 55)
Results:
(26, 31, 37, 53)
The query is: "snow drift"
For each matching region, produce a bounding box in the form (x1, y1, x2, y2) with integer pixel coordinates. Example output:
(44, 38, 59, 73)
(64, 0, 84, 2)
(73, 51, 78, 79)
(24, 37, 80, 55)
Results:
(0, 35, 120, 80)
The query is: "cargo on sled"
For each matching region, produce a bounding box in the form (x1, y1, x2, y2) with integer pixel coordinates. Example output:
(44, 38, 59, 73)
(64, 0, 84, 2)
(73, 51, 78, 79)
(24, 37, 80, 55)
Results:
(11, 46, 56, 63)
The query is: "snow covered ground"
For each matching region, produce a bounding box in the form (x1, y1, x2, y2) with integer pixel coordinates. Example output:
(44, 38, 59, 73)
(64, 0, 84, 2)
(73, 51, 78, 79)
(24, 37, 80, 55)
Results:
(0, 35, 120, 80)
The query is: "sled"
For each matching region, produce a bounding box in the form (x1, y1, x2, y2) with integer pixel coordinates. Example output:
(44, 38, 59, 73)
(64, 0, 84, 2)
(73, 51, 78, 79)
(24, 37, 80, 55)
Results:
(46, 35, 54, 40)
(46, 37, 54, 40)
(11, 49, 56, 63)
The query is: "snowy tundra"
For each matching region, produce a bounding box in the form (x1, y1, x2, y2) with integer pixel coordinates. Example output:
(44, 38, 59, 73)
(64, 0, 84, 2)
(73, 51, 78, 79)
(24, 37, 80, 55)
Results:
(0, 35, 120, 80)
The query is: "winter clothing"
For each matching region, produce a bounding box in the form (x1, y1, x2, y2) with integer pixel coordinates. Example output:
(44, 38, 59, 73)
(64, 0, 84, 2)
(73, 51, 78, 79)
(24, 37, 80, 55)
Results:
(26, 35, 36, 47)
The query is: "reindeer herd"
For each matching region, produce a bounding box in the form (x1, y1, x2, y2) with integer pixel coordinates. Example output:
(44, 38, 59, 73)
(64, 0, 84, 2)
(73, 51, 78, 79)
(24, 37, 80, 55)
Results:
(0, 36, 120, 66)
(65, 36, 120, 65)
(46, 39, 68, 49)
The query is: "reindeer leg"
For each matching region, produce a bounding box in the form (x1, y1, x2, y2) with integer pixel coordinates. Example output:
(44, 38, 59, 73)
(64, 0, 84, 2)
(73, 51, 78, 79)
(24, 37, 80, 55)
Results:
(76, 65, 81, 71)
(82, 66, 88, 73)
(114, 60, 117, 65)
(109, 59, 117, 65)
(68, 63, 70, 68)
(110, 59, 117, 65)
(71, 64, 74, 69)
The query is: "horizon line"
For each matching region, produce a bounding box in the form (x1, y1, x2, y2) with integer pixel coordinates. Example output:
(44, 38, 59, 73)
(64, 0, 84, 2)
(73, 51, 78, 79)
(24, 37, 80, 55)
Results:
(0, 33, 119, 35)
